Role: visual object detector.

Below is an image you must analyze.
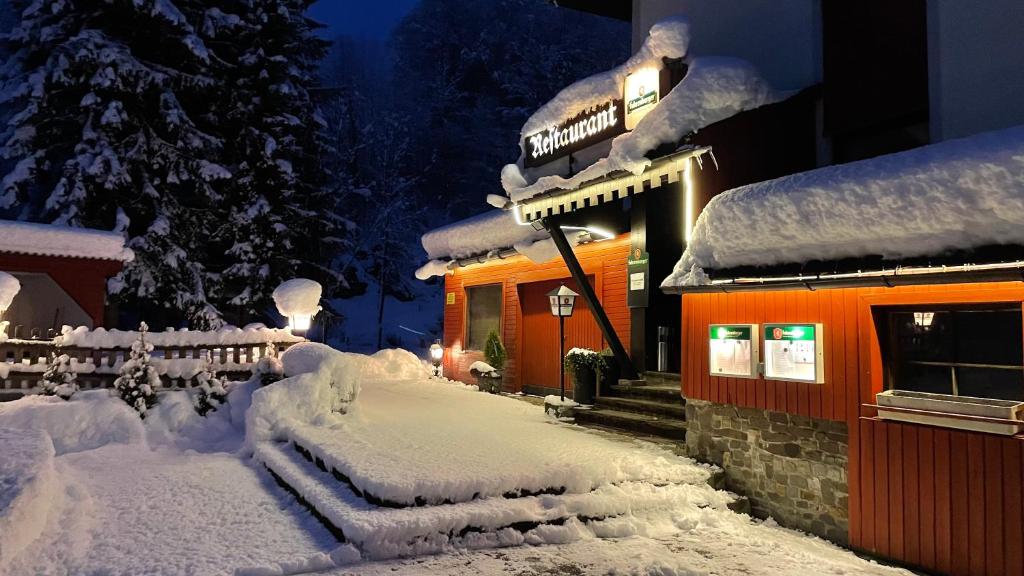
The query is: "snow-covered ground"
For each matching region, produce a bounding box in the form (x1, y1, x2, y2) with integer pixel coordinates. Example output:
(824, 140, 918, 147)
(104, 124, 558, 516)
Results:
(0, 345, 910, 576)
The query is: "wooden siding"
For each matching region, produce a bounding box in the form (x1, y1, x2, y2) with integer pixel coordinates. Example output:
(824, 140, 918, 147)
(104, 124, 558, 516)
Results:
(443, 234, 631, 390)
(681, 281, 1024, 575)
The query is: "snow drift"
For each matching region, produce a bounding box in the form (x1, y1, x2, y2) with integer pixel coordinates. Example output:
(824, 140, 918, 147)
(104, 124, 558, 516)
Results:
(663, 124, 1024, 287)
(0, 428, 59, 571)
(0, 391, 145, 455)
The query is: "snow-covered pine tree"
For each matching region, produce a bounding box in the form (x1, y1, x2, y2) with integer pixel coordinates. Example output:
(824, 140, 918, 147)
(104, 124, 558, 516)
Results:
(192, 350, 227, 416)
(0, 0, 230, 328)
(113, 322, 160, 417)
(39, 352, 78, 400)
(255, 341, 284, 386)
(212, 0, 347, 324)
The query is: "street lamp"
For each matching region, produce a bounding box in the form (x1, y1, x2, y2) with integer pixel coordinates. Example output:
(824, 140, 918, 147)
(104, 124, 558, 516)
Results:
(429, 340, 444, 377)
(272, 278, 322, 338)
(547, 284, 578, 401)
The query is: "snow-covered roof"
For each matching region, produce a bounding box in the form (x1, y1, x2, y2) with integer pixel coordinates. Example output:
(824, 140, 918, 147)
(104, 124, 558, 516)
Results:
(0, 220, 132, 262)
(421, 210, 549, 261)
(502, 17, 784, 203)
(662, 125, 1024, 288)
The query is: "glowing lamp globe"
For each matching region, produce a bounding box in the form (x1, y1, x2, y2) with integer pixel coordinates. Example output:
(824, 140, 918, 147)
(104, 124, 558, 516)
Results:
(546, 284, 578, 317)
(272, 278, 322, 335)
(429, 340, 444, 377)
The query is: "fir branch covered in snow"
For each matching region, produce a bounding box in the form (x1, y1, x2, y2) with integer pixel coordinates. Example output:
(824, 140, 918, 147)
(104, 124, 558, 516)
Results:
(39, 353, 78, 400)
(192, 351, 227, 417)
(112, 322, 160, 417)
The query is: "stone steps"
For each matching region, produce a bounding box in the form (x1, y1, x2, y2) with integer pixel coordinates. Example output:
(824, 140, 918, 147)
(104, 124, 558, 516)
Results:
(573, 407, 687, 440)
(594, 395, 686, 419)
(608, 383, 682, 402)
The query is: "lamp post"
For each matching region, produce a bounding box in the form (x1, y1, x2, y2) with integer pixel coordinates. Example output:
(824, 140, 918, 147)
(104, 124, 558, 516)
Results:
(547, 284, 578, 401)
(272, 278, 323, 339)
(429, 340, 444, 378)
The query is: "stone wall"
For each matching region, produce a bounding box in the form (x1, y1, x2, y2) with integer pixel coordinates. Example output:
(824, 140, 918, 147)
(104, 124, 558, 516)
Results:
(685, 398, 849, 544)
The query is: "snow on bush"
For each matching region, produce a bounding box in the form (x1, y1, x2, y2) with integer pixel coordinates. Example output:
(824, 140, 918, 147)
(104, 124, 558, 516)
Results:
(192, 351, 228, 417)
(39, 353, 78, 400)
(272, 278, 322, 319)
(0, 391, 145, 455)
(245, 345, 427, 446)
(0, 271, 20, 312)
(0, 428, 59, 572)
(255, 342, 285, 386)
(55, 323, 302, 348)
(662, 124, 1024, 287)
(113, 322, 160, 417)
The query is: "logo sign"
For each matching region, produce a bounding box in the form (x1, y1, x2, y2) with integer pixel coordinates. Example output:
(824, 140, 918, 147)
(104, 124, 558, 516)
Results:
(624, 67, 660, 130)
(763, 323, 825, 383)
(446, 292, 455, 305)
(523, 99, 625, 168)
(627, 247, 650, 308)
(708, 324, 758, 379)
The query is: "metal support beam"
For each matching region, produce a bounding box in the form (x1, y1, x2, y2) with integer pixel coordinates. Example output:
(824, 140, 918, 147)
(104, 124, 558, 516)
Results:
(544, 219, 638, 380)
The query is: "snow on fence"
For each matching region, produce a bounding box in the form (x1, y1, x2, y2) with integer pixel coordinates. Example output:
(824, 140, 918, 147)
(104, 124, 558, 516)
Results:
(0, 326, 301, 396)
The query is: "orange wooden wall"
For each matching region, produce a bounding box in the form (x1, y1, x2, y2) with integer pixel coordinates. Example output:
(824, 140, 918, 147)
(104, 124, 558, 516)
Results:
(442, 234, 631, 390)
(681, 282, 1024, 576)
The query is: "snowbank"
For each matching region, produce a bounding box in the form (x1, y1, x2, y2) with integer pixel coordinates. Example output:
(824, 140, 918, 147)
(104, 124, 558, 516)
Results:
(0, 219, 132, 261)
(0, 390, 145, 454)
(55, 323, 302, 348)
(505, 56, 783, 202)
(273, 278, 322, 318)
(0, 428, 59, 572)
(663, 125, 1024, 287)
(246, 345, 425, 445)
(420, 209, 548, 261)
(469, 360, 499, 376)
(0, 271, 19, 311)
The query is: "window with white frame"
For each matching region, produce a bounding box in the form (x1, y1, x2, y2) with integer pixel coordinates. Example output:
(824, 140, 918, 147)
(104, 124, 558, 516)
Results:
(880, 304, 1024, 401)
(465, 285, 502, 351)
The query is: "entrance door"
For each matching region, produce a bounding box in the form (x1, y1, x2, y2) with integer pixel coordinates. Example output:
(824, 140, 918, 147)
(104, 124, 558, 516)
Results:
(519, 277, 603, 393)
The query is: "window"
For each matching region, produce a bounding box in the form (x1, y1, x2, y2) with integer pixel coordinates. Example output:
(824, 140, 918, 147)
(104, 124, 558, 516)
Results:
(881, 304, 1024, 401)
(465, 285, 502, 351)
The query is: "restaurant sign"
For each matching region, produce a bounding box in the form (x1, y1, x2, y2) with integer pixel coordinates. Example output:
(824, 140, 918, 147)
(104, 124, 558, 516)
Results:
(763, 323, 825, 383)
(708, 324, 759, 379)
(523, 100, 625, 168)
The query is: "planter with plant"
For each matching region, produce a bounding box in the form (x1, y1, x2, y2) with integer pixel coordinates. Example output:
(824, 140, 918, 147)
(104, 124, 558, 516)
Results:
(471, 330, 505, 394)
(563, 347, 606, 405)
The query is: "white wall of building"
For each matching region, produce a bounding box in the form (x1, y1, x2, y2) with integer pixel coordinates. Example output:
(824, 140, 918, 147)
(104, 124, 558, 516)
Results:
(927, 0, 1024, 141)
(632, 0, 822, 91)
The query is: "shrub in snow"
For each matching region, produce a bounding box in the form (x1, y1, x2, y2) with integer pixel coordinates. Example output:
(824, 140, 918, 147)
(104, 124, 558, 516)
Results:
(39, 353, 78, 400)
(255, 343, 285, 386)
(563, 348, 607, 375)
(113, 322, 160, 418)
(192, 351, 228, 417)
(483, 330, 506, 371)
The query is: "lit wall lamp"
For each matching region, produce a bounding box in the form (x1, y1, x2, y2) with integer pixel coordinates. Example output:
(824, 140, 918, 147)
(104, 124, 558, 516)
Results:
(429, 340, 444, 377)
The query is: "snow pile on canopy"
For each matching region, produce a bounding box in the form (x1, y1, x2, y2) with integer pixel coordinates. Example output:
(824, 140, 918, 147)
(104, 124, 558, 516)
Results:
(0, 391, 145, 454)
(0, 219, 132, 261)
(0, 428, 58, 572)
(245, 344, 426, 445)
(421, 209, 548, 262)
(663, 125, 1024, 287)
(273, 278, 322, 318)
(0, 271, 19, 311)
(55, 323, 302, 347)
(502, 17, 783, 202)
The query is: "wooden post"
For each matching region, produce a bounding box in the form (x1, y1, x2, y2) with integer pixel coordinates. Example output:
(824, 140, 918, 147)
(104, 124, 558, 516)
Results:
(559, 315, 566, 402)
(545, 219, 638, 380)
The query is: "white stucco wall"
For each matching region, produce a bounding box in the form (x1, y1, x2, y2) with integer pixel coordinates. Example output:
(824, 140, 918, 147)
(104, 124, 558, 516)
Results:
(927, 0, 1024, 141)
(632, 0, 822, 91)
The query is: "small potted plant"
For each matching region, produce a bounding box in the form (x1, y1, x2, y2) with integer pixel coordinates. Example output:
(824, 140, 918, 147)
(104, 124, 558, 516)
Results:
(471, 330, 505, 394)
(564, 347, 606, 405)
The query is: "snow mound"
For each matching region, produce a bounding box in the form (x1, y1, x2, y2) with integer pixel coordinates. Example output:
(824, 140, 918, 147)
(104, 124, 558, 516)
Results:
(421, 209, 548, 261)
(55, 324, 302, 347)
(0, 219, 132, 261)
(505, 56, 783, 202)
(469, 360, 499, 376)
(0, 427, 59, 572)
(363, 348, 429, 381)
(0, 271, 19, 312)
(273, 278, 322, 318)
(662, 124, 1024, 287)
(0, 390, 145, 455)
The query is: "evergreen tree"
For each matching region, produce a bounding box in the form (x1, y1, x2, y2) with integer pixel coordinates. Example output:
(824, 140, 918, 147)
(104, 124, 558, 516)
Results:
(192, 350, 227, 416)
(39, 352, 78, 400)
(0, 0, 230, 327)
(254, 342, 284, 386)
(113, 322, 160, 417)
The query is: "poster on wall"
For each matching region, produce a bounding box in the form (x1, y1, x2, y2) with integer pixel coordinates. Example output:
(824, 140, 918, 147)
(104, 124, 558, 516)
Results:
(763, 324, 825, 383)
(708, 324, 759, 379)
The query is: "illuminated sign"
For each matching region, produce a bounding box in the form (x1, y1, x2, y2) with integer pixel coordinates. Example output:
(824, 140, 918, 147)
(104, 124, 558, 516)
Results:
(624, 67, 660, 130)
(523, 100, 625, 168)
(446, 292, 455, 305)
(708, 324, 759, 379)
(763, 323, 824, 383)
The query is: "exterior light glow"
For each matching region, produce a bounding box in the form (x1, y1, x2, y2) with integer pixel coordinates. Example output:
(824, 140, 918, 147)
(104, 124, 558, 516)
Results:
(288, 313, 313, 332)
(429, 340, 444, 377)
(913, 312, 935, 327)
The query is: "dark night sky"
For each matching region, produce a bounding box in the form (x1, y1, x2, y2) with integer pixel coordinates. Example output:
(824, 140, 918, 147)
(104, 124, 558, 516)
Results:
(308, 0, 421, 39)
